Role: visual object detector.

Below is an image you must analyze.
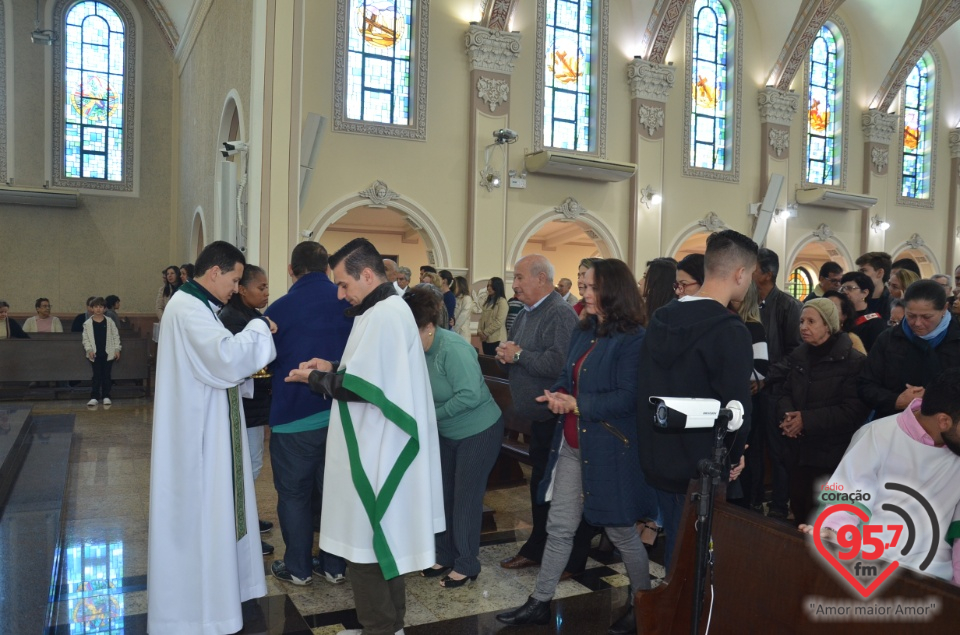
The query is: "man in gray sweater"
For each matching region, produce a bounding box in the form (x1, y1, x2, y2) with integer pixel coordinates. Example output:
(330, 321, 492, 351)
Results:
(496, 255, 593, 575)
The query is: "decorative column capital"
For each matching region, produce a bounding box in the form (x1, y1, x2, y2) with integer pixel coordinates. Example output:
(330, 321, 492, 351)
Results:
(626, 58, 675, 103)
(757, 87, 800, 126)
(949, 128, 960, 158)
(861, 109, 899, 145)
(464, 24, 522, 74)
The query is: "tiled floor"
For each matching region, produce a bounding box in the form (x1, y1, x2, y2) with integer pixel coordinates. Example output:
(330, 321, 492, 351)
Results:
(23, 398, 664, 634)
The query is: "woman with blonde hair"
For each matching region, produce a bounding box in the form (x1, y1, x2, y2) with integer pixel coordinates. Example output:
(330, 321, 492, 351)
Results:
(887, 268, 920, 300)
(452, 276, 474, 342)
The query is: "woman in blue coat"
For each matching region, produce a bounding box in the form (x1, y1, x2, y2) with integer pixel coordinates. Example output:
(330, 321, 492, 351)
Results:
(497, 258, 657, 635)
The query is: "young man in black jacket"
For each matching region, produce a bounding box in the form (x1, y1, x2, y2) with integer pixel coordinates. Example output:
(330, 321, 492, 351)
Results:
(636, 229, 757, 564)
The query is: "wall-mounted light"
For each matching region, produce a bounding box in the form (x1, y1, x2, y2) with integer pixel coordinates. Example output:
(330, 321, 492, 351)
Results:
(640, 185, 661, 209)
(871, 215, 891, 233)
(479, 129, 518, 193)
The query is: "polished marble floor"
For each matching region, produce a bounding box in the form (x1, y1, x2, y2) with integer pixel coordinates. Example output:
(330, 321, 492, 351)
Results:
(19, 398, 665, 634)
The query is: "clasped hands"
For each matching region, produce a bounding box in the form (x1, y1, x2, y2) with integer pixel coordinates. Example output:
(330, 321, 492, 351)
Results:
(779, 411, 804, 438)
(536, 390, 577, 414)
(495, 341, 521, 364)
(285, 358, 333, 383)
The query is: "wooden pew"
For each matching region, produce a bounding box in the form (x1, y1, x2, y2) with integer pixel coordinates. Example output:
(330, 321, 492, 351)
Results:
(0, 337, 151, 386)
(483, 371, 532, 490)
(635, 484, 960, 633)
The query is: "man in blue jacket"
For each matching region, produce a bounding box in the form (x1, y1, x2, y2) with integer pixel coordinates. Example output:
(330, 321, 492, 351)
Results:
(636, 229, 757, 564)
(265, 242, 354, 586)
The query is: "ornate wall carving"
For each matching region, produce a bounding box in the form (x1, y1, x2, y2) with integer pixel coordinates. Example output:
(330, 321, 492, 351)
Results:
(465, 24, 522, 74)
(769, 0, 844, 90)
(812, 223, 834, 241)
(861, 110, 899, 145)
(870, 146, 889, 173)
(769, 128, 789, 157)
(640, 0, 689, 64)
(626, 58, 675, 103)
(359, 180, 401, 207)
(638, 105, 665, 137)
(554, 197, 586, 221)
(477, 76, 509, 112)
(698, 212, 727, 232)
(757, 87, 800, 126)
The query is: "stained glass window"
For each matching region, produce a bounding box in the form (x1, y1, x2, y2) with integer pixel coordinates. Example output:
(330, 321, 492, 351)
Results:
(543, 0, 593, 152)
(806, 25, 840, 185)
(63, 1, 124, 181)
(346, 0, 412, 126)
(788, 267, 813, 300)
(690, 0, 728, 170)
(902, 57, 931, 199)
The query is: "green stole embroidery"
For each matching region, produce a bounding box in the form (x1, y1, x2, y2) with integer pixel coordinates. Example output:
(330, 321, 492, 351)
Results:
(337, 371, 420, 579)
(179, 281, 247, 541)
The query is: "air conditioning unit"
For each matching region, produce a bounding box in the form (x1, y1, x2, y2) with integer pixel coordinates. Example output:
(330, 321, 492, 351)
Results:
(795, 187, 877, 210)
(0, 187, 79, 208)
(525, 151, 637, 182)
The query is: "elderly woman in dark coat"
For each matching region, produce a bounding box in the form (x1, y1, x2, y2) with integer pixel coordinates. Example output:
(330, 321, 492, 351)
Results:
(859, 280, 960, 420)
(766, 298, 869, 526)
(496, 259, 657, 635)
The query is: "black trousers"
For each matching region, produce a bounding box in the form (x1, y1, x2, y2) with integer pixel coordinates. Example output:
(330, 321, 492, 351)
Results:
(516, 416, 595, 572)
(481, 341, 500, 356)
(90, 355, 113, 399)
(348, 561, 405, 635)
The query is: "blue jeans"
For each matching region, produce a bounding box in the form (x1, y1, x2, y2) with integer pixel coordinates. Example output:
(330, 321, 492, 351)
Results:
(269, 426, 345, 579)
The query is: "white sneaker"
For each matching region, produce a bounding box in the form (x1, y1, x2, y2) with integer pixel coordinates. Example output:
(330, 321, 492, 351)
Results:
(102, 398, 112, 406)
(87, 399, 98, 407)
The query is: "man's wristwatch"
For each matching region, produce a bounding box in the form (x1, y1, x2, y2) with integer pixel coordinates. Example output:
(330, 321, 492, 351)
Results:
(512, 350, 521, 364)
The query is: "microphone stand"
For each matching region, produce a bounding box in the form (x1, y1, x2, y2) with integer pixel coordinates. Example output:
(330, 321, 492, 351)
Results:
(690, 411, 732, 635)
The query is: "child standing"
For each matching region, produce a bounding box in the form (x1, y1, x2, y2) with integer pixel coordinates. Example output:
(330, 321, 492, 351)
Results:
(83, 297, 121, 407)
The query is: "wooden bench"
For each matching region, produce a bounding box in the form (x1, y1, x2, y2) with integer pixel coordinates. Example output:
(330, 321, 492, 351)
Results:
(0, 336, 151, 387)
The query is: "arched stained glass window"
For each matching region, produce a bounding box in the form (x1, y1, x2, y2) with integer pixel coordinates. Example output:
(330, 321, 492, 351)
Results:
(335, 0, 427, 140)
(806, 25, 840, 185)
(788, 267, 813, 301)
(902, 57, 932, 199)
(543, 0, 593, 152)
(690, 0, 728, 170)
(346, 0, 411, 125)
(63, 1, 125, 181)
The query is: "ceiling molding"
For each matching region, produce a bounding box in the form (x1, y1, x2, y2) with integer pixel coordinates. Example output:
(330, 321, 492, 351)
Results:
(768, 0, 847, 91)
(871, 0, 960, 111)
(143, 0, 180, 52)
(640, 0, 688, 64)
(174, 0, 215, 75)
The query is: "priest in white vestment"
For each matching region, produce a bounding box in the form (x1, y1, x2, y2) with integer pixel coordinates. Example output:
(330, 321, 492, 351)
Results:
(288, 238, 443, 635)
(148, 241, 277, 635)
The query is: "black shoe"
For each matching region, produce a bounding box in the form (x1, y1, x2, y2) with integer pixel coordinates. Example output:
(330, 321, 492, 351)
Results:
(608, 605, 636, 634)
(261, 541, 274, 556)
(439, 573, 477, 588)
(420, 565, 450, 578)
(259, 519, 273, 533)
(496, 596, 550, 625)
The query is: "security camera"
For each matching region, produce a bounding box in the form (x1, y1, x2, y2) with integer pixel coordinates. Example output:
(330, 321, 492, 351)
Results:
(300, 230, 314, 238)
(221, 141, 249, 157)
(649, 398, 744, 432)
(493, 129, 518, 144)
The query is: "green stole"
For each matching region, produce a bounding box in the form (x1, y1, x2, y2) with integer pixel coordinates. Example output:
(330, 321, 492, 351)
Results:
(337, 371, 420, 579)
(179, 281, 247, 541)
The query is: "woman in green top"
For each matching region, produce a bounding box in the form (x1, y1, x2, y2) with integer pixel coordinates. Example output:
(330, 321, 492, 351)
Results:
(403, 287, 504, 588)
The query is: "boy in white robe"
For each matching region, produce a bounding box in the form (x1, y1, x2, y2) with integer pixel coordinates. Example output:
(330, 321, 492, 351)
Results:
(288, 238, 443, 635)
(148, 241, 277, 635)
(800, 368, 960, 585)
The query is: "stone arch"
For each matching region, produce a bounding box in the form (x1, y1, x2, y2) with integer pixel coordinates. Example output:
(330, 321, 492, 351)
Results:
(666, 212, 729, 259)
(891, 235, 940, 277)
(190, 206, 207, 259)
(306, 182, 452, 268)
(506, 202, 623, 273)
(215, 90, 247, 247)
(786, 227, 854, 275)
